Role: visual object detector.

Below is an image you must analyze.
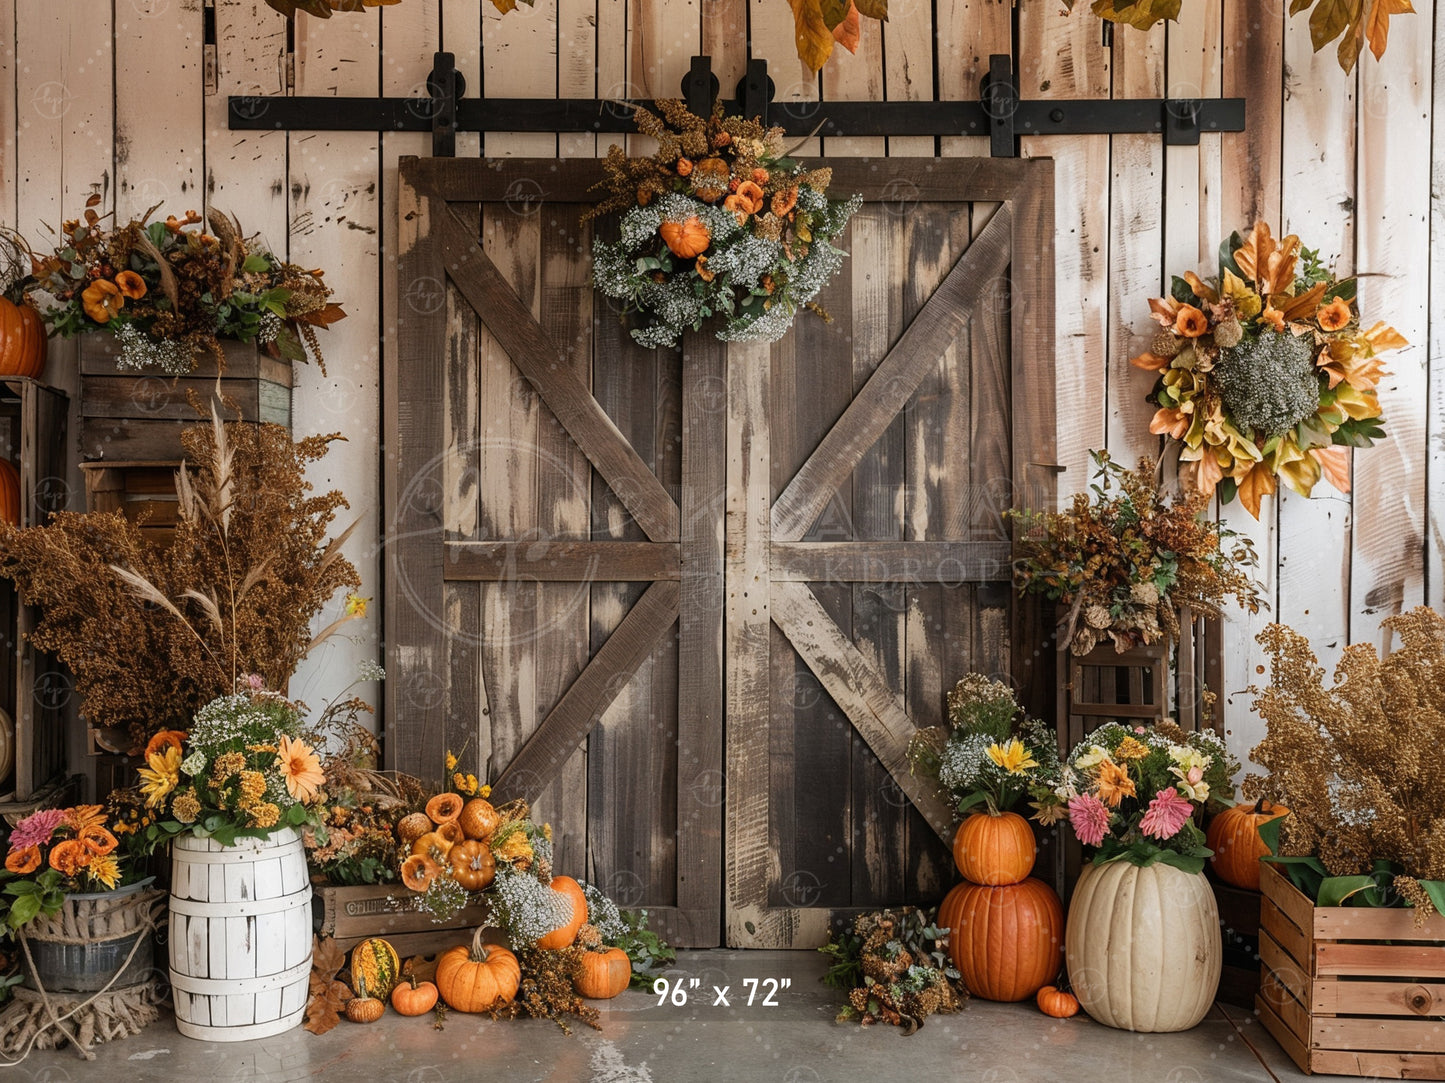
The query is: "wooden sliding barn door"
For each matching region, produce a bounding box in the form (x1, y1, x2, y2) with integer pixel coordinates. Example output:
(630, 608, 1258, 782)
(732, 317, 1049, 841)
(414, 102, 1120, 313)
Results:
(387, 157, 1055, 949)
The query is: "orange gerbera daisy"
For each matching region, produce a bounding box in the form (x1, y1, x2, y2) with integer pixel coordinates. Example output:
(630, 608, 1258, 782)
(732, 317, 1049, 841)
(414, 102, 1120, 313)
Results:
(275, 735, 325, 803)
(1173, 304, 1209, 338)
(64, 804, 107, 833)
(1316, 296, 1352, 332)
(48, 838, 91, 877)
(114, 270, 147, 299)
(4, 846, 41, 874)
(81, 279, 124, 323)
(144, 729, 187, 760)
(1095, 758, 1138, 809)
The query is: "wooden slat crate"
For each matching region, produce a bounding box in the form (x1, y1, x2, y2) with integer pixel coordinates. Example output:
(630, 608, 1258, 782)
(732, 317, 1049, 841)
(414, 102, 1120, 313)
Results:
(80, 460, 183, 550)
(313, 883, 491, 956)
(78, 336, 292, 461)
(1211, 872, 1263, 1009)
(0, 377, 70, 805)
(1256, 860, 1445, 1079)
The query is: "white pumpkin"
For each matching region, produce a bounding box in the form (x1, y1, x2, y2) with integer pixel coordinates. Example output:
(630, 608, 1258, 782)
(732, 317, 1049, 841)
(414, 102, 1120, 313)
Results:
(1064, 860, 1221, 1032)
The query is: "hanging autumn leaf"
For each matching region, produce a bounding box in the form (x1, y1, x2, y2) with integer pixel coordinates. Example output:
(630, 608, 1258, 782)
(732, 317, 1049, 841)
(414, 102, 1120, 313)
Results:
(787, 0, 886, 71)
(833, 2, 863, 54)
(266, 0, 400, 16)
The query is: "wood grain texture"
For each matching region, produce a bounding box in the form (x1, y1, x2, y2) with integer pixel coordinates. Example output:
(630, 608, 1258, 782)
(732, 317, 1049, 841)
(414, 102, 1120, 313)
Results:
(114, 0, 202, 216)
(771, 203, 1013, 540)
(434, 205, 680, 542)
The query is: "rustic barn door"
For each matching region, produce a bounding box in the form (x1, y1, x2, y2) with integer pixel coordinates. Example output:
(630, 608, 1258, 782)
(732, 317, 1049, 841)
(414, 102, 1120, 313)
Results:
(387, 157, 1054, 949)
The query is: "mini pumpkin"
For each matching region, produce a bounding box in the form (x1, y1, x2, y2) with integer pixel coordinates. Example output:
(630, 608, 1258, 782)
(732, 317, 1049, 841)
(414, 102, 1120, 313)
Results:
(1207, 799, 1290, 891)
(396, 811, 433, 844)
(391, 973, 440, 1017)
(1037, 984, 1080, 1018)
(534, 875, 587, 950)
(401, 853, 442, 892)
(448, 838, 496, 892)
(659, 216, 711, 259)
(426, 792, 463, 825)
(575, 945, 631, 999)
(345, 973, 386, 1023)
(435, 928, 521, 1013)
(458, 798, 499, 840)
(412, 830, 453, 863)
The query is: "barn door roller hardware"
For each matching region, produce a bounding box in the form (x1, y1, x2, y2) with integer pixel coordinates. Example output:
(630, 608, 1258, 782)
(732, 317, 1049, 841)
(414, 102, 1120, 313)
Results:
(228, 52, 1245, 158)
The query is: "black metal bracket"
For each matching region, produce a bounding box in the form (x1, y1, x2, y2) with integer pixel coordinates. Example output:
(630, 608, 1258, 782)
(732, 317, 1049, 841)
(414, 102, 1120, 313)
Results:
(229, 53, 1244, 158)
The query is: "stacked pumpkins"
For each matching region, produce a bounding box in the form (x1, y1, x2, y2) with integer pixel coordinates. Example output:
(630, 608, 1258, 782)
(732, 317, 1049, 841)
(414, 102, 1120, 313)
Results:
(937, 811, 1063, 1002)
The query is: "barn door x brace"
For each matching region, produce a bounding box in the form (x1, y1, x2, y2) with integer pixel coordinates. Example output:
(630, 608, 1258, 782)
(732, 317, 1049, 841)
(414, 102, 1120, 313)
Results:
(228, 52, 1245, 159)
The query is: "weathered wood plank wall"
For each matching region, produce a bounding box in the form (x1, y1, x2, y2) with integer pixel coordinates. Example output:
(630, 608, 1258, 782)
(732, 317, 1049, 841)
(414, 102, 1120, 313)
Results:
(2, 0, 1440, 768)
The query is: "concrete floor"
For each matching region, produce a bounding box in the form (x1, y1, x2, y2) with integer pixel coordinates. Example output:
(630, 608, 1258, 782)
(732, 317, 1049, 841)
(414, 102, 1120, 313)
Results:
(17, 950, 1311, 1083)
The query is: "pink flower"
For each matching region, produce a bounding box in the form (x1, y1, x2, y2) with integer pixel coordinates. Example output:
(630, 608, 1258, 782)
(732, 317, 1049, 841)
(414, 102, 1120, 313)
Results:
(1133, 726, 1146, 734)
(1068, 793, 1112, 847)
(245, 673, 266, 690)
(1140, 787, 1194, 840)
(9, 808, 67, 850)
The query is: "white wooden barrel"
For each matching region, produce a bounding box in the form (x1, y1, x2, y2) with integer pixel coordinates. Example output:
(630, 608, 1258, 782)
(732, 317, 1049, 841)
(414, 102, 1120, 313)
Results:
(168, 827, 312, 1042)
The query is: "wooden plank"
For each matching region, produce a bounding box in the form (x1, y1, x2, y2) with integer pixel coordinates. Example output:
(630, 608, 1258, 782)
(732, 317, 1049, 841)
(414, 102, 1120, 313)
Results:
(443, 541, 677, 581)
(115, 0, 203, 214)
(1256, 984, 1313, 1077)
(1259, 966, 1311, 1040)
(1352, 7, 1431, 646)
(771, 204, 1013, 540)
(1314, 979, 1445, 1018)
(0, 0, 15, 227)
(1308, 1049, 1445, 1079)
(483, 0, 556, 157)
(699, 0, 746, 94)
(1311, 1014, 1445, 1054)
(747, 0, 819, 156)
(556, 0, 598, 159)
(770, 541, 1013, 582)
(881, 0, 933, 159)
(1106, 24, 1166, 461)
(1259, 929, 1312, 1006)
(675, 331, 726, 945)
(1314, 905, 1445, 942)
(492, 579, 679, 799)
(1019, 0, 1109, 489)
(442, 0, 482, 158)
(1260, 895, 1312, 973)
(771, 580, 955, 842)
(1260, 862, 1316, 946)
(1315, 943, 1445, 981)
(936, 0, 1009, 162)
(433, 206, 680, 542)
(821, 0, 884, 159)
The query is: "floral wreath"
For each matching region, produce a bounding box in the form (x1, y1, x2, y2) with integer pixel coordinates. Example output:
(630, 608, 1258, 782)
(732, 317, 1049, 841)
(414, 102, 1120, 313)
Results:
(587, 100, 861, 349)
(1131, 221, 1406, 519)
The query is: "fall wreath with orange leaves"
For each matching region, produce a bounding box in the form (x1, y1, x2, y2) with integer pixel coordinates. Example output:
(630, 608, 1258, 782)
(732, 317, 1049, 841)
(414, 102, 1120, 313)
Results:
(1131, 222, 1406, 520)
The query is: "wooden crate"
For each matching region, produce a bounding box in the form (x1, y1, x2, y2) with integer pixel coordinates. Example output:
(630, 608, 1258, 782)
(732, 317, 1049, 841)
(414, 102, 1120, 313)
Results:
(0, 377, 70, 804)
(78, 336, 292, 461)
(313, 883, 491, 956)
(1211, 872, 1263, 1009)
(1256, 860, 1445, 1079)
(80, 460, 183, 549)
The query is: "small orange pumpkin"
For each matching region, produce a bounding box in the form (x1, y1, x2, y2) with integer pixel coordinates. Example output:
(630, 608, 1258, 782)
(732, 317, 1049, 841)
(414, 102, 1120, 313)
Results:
(412, 830, 453, 863)
(435, 928, 521, 1013)
(534, 875, 588, 950)
(448, 838, 496, 892)
(1207, 799, 1291, 891)
(458, 798, 499, 840)
(426, 792, 463, 825)
(390, 973, 440, 1017)
(1037, 984, 1080, 1018)
(575, 945, 631, 999)
(659, 216, 711, 260)
(396, 811, 433, 844)
(401, 854, 441, 892)
(345, 973, 386, 1023)
(952, 810, 1037, 886)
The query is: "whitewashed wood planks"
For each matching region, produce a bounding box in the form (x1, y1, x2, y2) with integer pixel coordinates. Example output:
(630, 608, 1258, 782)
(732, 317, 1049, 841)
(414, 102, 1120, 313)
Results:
(168, 828, 312, 1041)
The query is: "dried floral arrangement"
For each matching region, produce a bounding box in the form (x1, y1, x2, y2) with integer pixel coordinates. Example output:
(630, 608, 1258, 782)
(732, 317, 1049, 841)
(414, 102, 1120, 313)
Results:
(28, 196, 345, 374)
(1065, 0, 1411, 73)
(1032, 721, 1239, 873)
(0, 412, 363, 749)
(123, 682, 330, 847)
(1132, 221, 1406, 519)
(1244, 608, 1445, 920)
(820, 907, 965, 1030)
(588, 100, 861, 349)
(909, 674, 1060, 818)
(0, 804, 137, 932)
(1009, 451, 1263, 655)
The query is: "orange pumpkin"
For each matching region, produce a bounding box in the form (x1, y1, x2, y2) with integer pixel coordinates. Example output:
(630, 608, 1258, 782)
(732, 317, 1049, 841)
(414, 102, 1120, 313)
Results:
(426, 792, 463, 825)
(938, 877, 1063, 1002)
(952, 810, 1037, 886)
(435, 928, 521, 1013)
(1037, 984, 1080, 1018)
(0, 298, 45, 379)
(396, 811, 433, 844)
(458, 798, 499, 840)
(390, 973, 439, 1017)
(448, 838, 496, 892)
(659, 216, 711, 259)
(1207, 799, 1290, 891)
(575, 946, 631, 999)
(412, 830, 453, 863)
(0, 459, 20, 527)
(534, 875, 588, 950)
